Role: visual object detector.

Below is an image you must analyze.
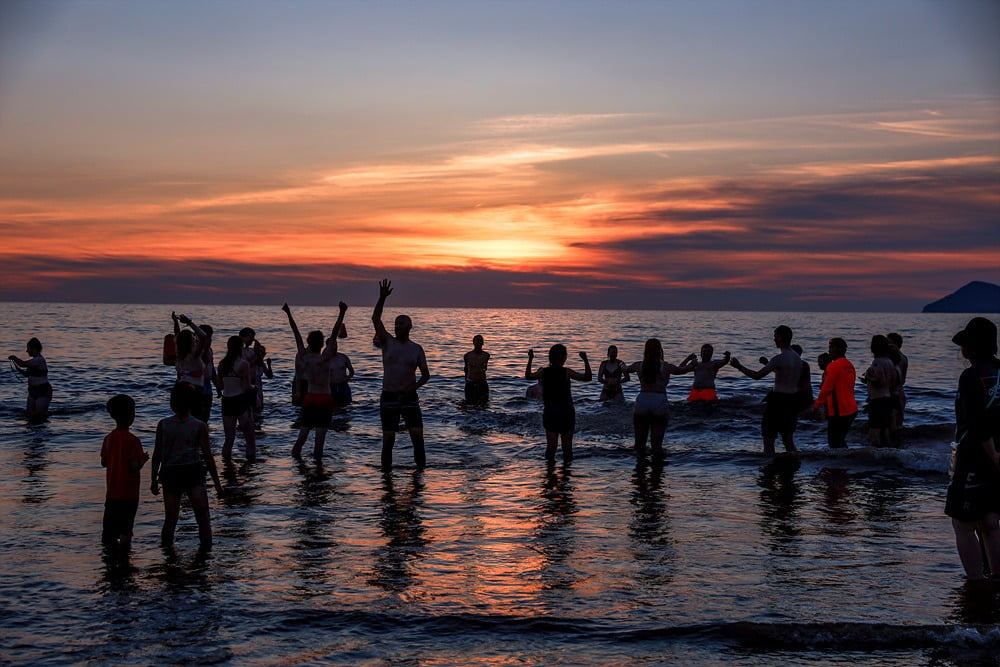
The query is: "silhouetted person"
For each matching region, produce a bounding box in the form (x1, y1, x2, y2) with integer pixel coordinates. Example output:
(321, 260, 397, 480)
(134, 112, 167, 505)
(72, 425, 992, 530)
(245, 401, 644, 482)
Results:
(525, 344, 592, 462)
(682, 344, 730, 402)
(217, 335, 257, 462)
(862, 334, 897, 447)
(327, 331, 355, 409)
(731, 325, 801, 456)
(597, 345, 629, 402)
(625, 338, 688, 458)
(813, 338, 857, 449)
(945, 317, 1000, 581)
(292, 302, 348, 459)
(790, 344, 813, 414)
(373, 280, 430, 469)
(282, 303, 309, 407)
(172, 312, 210, 418)
(887, 331, 909, 429)
(8, 337, 50, 421)
(463, 335, 490, 404)
(101, 394, 147, 550)
(150, 382, 224, 552)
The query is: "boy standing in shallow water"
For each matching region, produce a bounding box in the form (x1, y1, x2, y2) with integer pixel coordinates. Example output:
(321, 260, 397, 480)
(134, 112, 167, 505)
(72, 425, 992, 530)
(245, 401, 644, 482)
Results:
(101, 394, 148, 550)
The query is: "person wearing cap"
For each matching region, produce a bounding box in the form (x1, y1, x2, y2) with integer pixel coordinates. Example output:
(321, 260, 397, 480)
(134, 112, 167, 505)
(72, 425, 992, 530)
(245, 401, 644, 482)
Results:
(946, 317, 1000, 580)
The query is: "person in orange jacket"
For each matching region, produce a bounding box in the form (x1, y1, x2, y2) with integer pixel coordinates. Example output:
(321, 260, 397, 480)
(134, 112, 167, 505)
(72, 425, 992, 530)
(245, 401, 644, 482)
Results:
(813, 337, 858, 449)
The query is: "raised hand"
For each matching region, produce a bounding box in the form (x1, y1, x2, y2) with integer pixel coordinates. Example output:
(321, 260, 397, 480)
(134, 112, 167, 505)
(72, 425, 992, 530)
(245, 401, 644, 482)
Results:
(579, 351, 588, 360)
(281, 302, 290, 314)
(527, 349, 535, 360)
(378, 279, 393, 299)
(339, 301, 348, 313)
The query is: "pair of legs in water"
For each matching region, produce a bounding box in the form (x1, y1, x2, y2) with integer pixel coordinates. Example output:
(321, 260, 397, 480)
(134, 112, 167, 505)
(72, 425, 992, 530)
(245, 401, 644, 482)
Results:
(160, 482, 213, 551)
(952, 514, 1000, 581)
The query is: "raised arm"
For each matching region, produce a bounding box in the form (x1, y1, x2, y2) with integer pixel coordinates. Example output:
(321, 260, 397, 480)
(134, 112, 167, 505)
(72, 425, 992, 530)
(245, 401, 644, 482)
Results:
(323, 302, 348, 360)
(172, 311, 181, 337)
(568, 351, 593, 381)
(525, 349, 543, 380)
(731, 355, 774, 381)
(372, 279, 392, 346)
(673, 354, 698, 375)
(177, 314, 207, 354)
(282, 302, 305, 354)
(714, 351, 732, 370)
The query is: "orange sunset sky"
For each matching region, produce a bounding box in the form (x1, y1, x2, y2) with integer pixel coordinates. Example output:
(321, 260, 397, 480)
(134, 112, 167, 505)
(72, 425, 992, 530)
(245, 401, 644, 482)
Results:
(1, 1, 998, 310)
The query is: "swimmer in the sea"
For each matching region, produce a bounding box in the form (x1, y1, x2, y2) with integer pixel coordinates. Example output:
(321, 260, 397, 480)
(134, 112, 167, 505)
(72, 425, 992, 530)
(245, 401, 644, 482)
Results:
(682, 344, 730, 402)
(525, 345, 592, 462)
(597, 345, 629, 402)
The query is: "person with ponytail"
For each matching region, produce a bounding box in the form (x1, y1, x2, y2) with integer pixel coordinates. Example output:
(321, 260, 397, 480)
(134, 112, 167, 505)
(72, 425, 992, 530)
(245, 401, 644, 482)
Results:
(625, 338, 689, 458)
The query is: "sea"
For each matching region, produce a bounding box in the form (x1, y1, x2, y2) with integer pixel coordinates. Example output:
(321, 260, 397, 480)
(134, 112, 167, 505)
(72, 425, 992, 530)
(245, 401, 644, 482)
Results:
(1, 302, 998, 666)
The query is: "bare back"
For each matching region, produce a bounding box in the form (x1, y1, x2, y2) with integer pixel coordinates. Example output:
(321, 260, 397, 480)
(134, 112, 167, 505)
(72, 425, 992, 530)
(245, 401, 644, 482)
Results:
(299, 348, 335, 394)
(382, 337, 427, 393)
(763, 348, 803, 394)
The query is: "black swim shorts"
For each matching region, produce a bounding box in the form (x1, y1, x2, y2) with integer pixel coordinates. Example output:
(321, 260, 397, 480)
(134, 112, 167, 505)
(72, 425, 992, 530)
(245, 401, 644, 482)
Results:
(380, 391, 423, 431)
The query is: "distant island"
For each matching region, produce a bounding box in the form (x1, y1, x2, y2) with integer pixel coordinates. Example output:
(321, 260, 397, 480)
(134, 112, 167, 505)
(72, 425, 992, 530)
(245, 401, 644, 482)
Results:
(922, 281, 1000, 313)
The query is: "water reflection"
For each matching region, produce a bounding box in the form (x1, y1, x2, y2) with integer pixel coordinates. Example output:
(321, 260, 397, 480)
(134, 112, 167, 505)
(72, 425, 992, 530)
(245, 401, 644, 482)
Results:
(757, 458, 803, 557)
(532, 463, 579, 591)
(290, 460, 338, 592)
(629, 458, 674, 587)
(817, 467, 858, 531)
(20, 434, 50, 505)
(856, 473, 910, 534)
(947, 581, 1000, 625)
(369, 470, 428, 594)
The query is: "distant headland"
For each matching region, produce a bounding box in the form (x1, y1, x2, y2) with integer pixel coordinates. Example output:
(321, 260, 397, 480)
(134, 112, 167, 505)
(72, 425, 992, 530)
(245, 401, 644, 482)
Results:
(922, 281, 1000, 313)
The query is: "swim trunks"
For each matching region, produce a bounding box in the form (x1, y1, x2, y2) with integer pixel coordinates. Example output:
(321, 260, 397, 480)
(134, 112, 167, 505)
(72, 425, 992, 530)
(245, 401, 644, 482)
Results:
(102, 498, 139, 544)
(28, 382, 52, 400)
(687, 388, 718, 402)
(380, 390, 423, 431)
(761, 391, 799, 438)
(867, 396, 894, 429)
(542, 404, 576, 433)
(301, 392, 335, 428)
(465, 380, 489, 404)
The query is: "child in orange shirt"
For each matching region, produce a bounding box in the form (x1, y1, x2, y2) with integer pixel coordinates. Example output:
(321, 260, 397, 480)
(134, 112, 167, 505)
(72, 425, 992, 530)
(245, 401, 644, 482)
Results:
(101, 394, 148, 549)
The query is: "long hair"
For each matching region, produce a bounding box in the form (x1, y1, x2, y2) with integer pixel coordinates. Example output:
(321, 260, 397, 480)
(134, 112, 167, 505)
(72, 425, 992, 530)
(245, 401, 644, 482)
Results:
(641, 338, 663, 383)
(218, 335, 243, 376)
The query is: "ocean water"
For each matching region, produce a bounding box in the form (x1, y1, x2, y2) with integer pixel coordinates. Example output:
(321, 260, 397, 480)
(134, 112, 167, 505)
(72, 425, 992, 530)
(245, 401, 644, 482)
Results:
(1, 302, 998, 666)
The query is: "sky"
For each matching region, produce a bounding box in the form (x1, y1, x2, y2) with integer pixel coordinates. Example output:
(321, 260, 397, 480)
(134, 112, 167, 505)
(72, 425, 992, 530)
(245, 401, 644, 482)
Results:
(1, 0, 998, 311)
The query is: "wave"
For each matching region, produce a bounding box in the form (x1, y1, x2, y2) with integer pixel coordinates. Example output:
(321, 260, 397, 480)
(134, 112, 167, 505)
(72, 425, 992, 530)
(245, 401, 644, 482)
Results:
(257, 608, 1000, 652)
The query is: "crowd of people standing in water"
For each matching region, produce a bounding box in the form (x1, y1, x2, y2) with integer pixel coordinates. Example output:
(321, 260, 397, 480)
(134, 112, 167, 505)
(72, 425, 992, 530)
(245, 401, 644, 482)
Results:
(6, 282, 1000, 581)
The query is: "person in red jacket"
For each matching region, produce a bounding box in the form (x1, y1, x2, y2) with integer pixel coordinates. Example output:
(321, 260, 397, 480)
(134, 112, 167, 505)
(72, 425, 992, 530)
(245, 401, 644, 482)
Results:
(813, 337, 858, 449)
